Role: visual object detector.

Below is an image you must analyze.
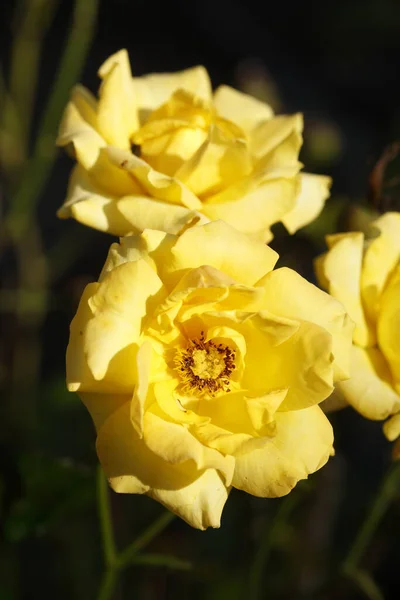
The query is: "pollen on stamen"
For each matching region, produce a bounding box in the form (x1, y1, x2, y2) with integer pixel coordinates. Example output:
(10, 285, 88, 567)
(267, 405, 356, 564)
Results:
(174, 334, 236, 397)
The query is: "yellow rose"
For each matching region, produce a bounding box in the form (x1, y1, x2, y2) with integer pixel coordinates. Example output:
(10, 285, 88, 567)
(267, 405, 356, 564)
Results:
(67, 221, 353, 529)
(315, 213, 400, 455)
(57, 49, 331, 242)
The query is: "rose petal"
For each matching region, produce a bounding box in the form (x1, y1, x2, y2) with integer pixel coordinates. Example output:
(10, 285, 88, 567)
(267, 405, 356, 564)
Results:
(258, 267, 354, 382)
(143, 406, 235, 486)
(241, 315, 334, 410)
(83, 260, 164, 384)
(250, 113, 303, 166)
(281, 173, 331, 234)
(97, 49, 138, 147)
(96, 402, 228, 529)
(175, 124, 253, 197)
(133, 65, 212, 119)
(377, 264, 400, 382)
(362, 213, 400, 322)
(213, 85, 273, 136)
(148, 469, 229, 530)
(203, 175, 299, 242)
(57, 165, 140, 235)
(383, 413, 400, 442)
(315, 233, 375, 347)
(57, 88, 135, 195)
(232, 405, 333, 497)
(107, 146, 203, 210)
(338, 345, 400, 420)
(133, 89, 210, 176)
(161, 220, 278, 288)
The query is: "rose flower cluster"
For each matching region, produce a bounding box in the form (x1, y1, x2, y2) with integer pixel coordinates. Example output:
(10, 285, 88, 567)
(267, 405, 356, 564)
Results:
(57, 50, 398, 530)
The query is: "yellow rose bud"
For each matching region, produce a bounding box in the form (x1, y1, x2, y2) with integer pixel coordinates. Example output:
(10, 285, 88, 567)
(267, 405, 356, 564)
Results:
(315, 213, 400, 454)
(67, 221, 353, 529)
(57, 49, 331, 242)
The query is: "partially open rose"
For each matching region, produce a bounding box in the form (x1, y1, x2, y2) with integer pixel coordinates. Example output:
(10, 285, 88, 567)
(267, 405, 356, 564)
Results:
(57, 49, 331, 242)
(315, 213, 400, 456)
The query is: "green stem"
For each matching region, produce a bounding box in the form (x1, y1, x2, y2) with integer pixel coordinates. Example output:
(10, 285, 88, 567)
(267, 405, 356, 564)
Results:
(9, 0, 59, 161)
(129, 553, 191, 570)
(116, 511, 176, 570)
(96, 471, 177, 600)
(97, 467, 117, 568)
(96, 569, 118, 600)
(343, 461, 400, 600)
(249, 490, 303, 600)
(4, 0, 99, 243)
(343, 461, 400, 570)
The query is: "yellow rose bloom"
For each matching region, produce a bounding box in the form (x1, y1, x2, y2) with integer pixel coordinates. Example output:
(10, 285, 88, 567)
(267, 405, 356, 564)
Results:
(67, 221, 353, 529)
(57, 49, 331, 242)
(315, 212, 400, 455)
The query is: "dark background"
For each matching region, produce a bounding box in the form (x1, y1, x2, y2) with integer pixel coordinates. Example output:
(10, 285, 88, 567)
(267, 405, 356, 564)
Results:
(1, 0, 400, 598)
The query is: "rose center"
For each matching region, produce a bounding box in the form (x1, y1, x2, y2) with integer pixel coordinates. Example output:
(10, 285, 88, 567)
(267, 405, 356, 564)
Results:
(174, 332, 236, 396)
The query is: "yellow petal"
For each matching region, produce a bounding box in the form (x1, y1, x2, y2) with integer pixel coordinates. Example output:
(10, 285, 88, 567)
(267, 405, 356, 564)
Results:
(97, 49, 138, 147)
(84, 312, 139, 388)
(338, 346, 400, 420)
(143, 406, 235, 486)
(65, 83, 98, 129)
(362, 212, 400, 322)
(250, 113, 303, 166)
(258, 267, 354, 382)
(142, 87, 210, 126)
(117, 194, 206, 235)
(67, 283, 107, 393)
(242, 315, 334, 410)
(79, 391, 130, 432)
(57, 88, 135, 196)
(175, 124, 253, 197)
(140, 127, 208, 177)
(191, 419, 255, 456)
(57, 165, 138, 236)
(148, 468, 229, 530)
(281, 173, 332, 234)
(89, 259, 164, 326)
(99, 230, 173, 283)
(131, 341, 153, 436)
(133, 65, 212, 118)
(197, 391, 254, 436)
(175, 280, 265, 328)
(383, 413, 400, 441)
(377, 264, 400, 382)
(96, 402, 229, 529)
(84, 260, 165, 383)
(315, 233, 375, 348)
(213, 85, 273, 136)
(68, 197, 135, 236)
(107, 146, 202, 210)
(203, 175, 300, 242)
(149, 275, 259, 346)
(133, 89, 210, 176)
(153, 379, 209, 426)
(165, 220, 278, 287)
(57, 86, 102, 163)
(232, 405, 333, 497)
(245, 390, 288, 431)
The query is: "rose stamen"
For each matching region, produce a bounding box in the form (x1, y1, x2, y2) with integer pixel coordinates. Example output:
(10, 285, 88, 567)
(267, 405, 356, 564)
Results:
(174, 331, 235, 397)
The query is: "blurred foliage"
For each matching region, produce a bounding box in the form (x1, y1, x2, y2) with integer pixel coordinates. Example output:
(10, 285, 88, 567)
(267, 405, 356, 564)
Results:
(1, 0, 400, 599)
